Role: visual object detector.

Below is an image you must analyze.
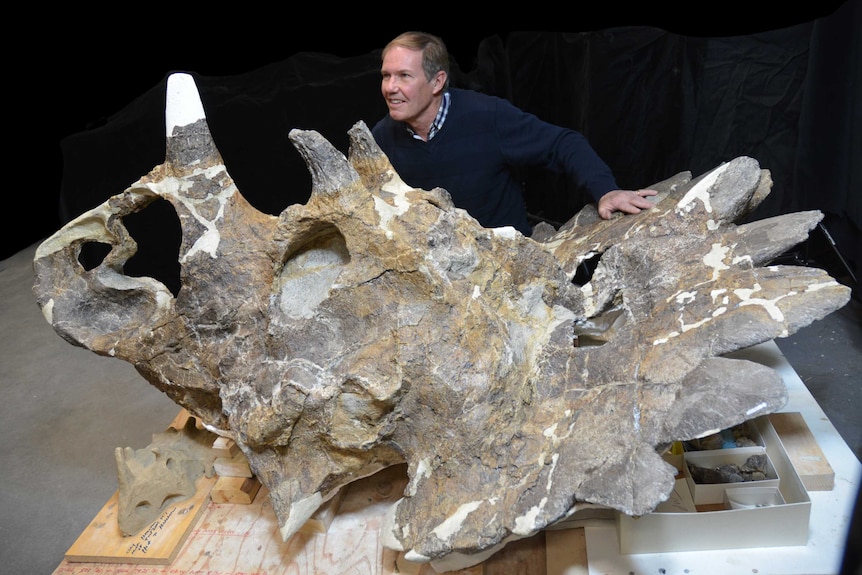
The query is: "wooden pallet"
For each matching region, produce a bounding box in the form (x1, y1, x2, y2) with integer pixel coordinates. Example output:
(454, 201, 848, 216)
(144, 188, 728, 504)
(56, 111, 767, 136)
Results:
(64, 475, 217, 565)
(53, 409, 829, 574)
(53, 462, 581, 575)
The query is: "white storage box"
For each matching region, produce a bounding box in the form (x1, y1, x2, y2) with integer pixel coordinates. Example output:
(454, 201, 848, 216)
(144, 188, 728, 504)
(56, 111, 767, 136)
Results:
(683, 446, 779, 505)
(617, 415, 811, 553)
(723, 486, 785, 509)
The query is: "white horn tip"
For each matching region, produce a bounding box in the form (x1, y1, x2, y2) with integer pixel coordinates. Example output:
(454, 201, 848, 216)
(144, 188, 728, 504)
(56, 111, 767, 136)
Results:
(165, 73, 206, 137)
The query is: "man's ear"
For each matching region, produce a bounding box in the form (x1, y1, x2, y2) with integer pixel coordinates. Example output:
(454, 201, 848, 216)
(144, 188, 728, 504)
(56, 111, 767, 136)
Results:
(432, 71, 447, 94)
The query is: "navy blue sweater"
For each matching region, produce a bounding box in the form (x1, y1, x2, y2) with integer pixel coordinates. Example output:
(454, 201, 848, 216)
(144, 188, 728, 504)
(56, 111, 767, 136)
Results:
(371, 88, 619, 235)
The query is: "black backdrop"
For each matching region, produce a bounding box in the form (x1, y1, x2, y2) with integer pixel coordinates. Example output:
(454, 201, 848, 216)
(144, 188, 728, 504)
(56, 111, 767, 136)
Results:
(11, 6, 859, 297)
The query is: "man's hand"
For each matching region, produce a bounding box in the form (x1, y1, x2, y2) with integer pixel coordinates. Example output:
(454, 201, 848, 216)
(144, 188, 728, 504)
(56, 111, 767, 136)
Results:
(597, 189, 657, 220)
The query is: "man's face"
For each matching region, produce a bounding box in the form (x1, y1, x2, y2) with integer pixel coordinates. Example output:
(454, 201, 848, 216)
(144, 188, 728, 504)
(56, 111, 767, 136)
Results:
(380, 46, 443, 130)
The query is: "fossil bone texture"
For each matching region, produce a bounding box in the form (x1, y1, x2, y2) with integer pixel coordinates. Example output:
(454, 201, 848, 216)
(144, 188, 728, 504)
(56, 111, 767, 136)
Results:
(33, 73, 850, 571)
(115, 416, 217, 536)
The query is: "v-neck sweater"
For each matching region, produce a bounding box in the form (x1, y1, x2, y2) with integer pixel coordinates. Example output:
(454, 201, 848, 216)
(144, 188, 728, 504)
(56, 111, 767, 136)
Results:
(372, 88, 619, 235)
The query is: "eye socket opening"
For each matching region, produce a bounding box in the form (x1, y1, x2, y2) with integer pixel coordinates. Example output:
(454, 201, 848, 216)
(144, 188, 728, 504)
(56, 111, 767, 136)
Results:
(76, 198, 182, 296)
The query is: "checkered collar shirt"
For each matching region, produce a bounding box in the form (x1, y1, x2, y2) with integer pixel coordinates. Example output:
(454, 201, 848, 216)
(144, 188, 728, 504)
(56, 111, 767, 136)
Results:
(408, 91, 450, 141)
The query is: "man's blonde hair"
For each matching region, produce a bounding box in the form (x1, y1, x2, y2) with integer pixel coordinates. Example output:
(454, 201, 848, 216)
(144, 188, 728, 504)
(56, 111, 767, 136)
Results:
(383, 31, 450, 90)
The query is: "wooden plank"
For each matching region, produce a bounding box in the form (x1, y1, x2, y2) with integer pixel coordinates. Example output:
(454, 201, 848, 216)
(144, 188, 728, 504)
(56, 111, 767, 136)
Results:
(383, 550, 484, 575)
(768, 411, 835, 491)
(484, 531, 546, 575)
(212, 436, 240, 458)
(52, 464, 496, 574)
(213, 453, 253, 478)
(546, 528, 589, 575)
(64, 475, 217, 565)
(167, 408, 204, 431)
(211, 475, 262, 504)
(297, 486, 347, 534)
(53, 464, 399, 574)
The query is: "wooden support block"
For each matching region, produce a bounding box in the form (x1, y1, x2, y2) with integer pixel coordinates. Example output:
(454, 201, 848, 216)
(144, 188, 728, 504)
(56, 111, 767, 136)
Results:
(546, 528, 589, 575)
(64, 475, 216, 564)
(298, 487, 347, 534)
(211, 475, 262, 504)
(483, 531, 546, 575)
(167, 408, 191, 431)
(768, 412, 835, 491)
(167, 408, 204, 432)
(389, 554, 484, 574)
(214, 453, 252, 478)
(212, 435, 240, 458)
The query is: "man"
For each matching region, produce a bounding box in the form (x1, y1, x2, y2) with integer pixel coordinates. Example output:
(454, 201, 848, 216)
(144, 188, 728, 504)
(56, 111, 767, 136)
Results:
(371, 31, 656, 236)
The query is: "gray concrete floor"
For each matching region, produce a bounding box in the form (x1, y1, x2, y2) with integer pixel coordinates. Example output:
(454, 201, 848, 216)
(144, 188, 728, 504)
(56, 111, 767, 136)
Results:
(1, 241, 859, 575)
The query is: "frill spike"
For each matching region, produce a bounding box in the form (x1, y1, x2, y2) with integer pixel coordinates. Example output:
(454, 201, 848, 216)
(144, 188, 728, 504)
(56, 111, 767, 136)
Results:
(289, 128, 362, 197)
(347, 121, 411, 193)
(164, 73, 223, 175)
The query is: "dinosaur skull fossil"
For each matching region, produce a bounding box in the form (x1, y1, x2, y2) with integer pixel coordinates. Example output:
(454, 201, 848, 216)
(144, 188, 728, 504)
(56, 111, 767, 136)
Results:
(33, 73, 850, 571)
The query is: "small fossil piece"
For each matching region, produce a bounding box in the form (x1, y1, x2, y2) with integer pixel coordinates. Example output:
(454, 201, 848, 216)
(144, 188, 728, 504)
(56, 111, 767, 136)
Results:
(688, 454, 771, 485)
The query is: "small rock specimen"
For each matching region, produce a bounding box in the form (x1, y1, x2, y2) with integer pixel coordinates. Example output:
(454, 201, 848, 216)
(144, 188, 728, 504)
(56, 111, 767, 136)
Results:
(687, 454, 771, 484)
(33, 73, 850, 571)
